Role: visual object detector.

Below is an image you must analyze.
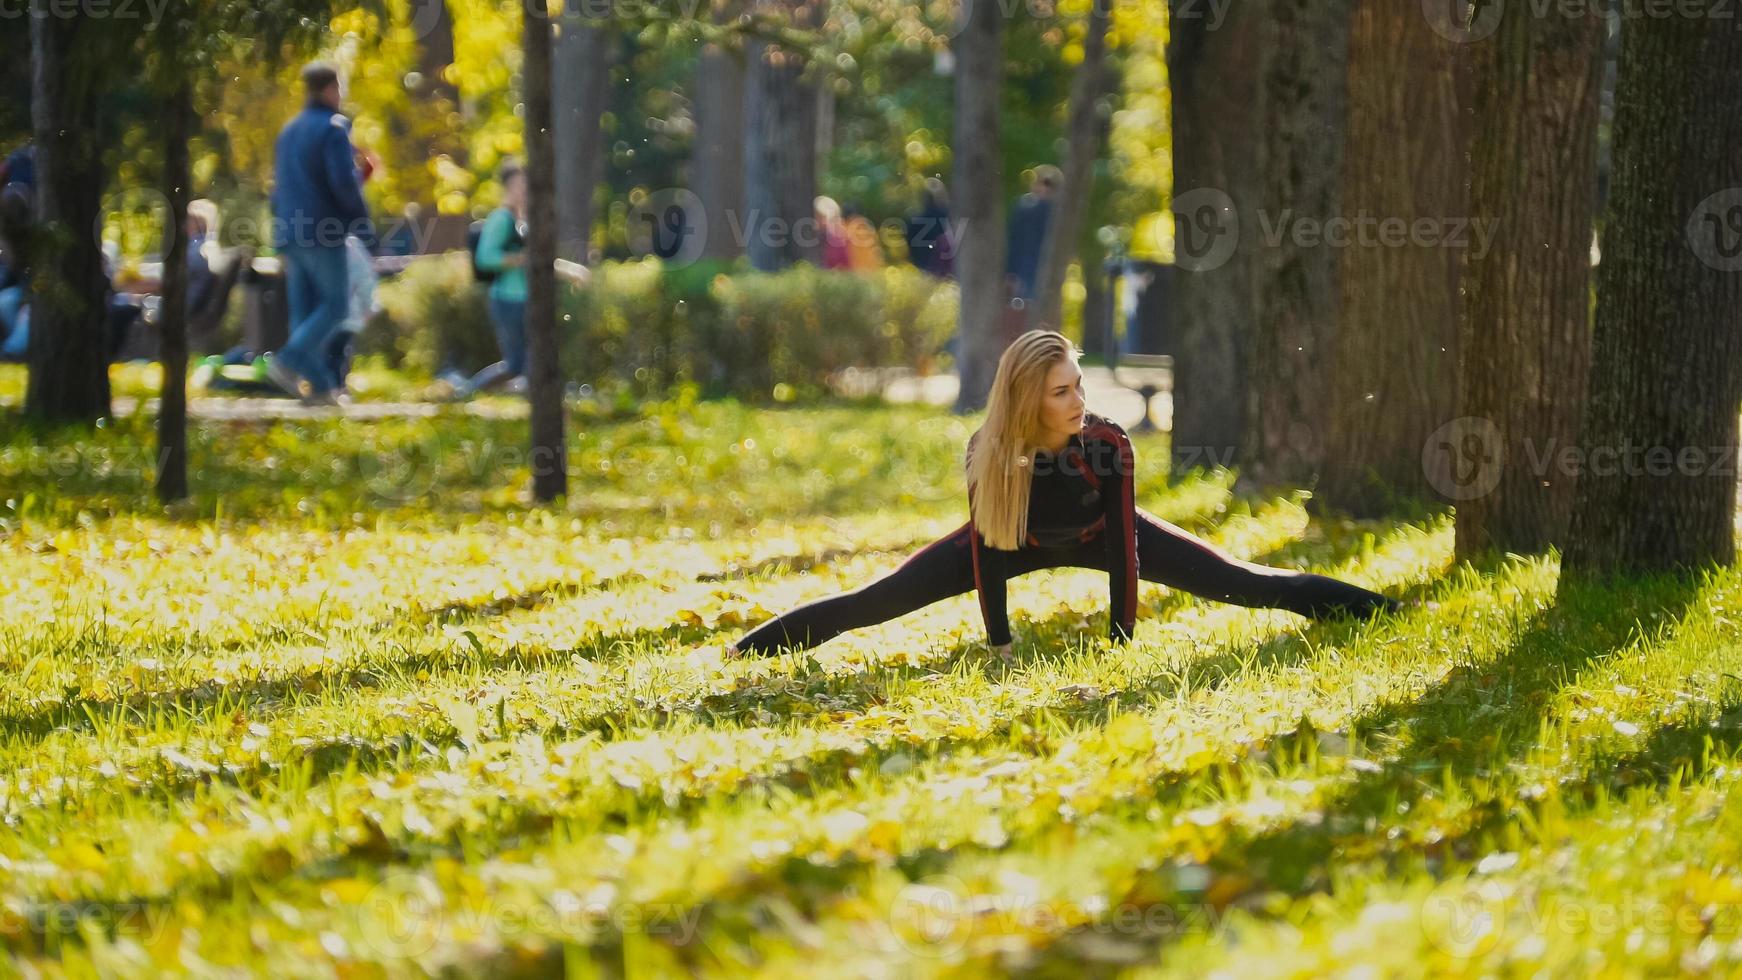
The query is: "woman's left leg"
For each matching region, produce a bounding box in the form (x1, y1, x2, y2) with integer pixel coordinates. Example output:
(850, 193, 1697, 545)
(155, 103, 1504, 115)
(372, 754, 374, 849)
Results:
(1134, 510, 1397, 619)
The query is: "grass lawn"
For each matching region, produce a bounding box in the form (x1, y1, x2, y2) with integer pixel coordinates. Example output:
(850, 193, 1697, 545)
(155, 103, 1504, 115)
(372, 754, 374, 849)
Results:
(2, 364, 1741, 977)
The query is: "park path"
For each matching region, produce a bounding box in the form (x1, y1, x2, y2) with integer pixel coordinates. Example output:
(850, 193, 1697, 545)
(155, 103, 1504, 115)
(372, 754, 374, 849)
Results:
(107, 365, 1173, 430)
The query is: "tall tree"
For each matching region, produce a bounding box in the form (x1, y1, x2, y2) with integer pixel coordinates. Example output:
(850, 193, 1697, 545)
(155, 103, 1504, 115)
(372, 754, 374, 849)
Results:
(1454, 4, 1603, 561)
(1164, 0, 1262, 475)
(524, 0, 567, 501)
(743, 0, 820, 271)
(693, 1, 748, 263)
(139, 2, 371, 500)
(555, 1, 614, 263)
(154, 82, 193, 503)
(1314, 2, 1470, 517)
(1239, 0, 1351, 490)
(408, 0, 467, 171)
(949, 0, 1005, 413)
(1561, 15, 1742, 582)
(24, 5, 131, 423)
(1030, 0, 1114, 334)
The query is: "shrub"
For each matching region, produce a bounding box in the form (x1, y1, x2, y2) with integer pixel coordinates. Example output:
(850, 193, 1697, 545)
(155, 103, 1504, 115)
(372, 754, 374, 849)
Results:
(371, 254, 958, 401)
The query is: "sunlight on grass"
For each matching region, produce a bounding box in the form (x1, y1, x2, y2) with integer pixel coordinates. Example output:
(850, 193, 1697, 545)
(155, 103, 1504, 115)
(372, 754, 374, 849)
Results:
(1, 387, 1738, 976)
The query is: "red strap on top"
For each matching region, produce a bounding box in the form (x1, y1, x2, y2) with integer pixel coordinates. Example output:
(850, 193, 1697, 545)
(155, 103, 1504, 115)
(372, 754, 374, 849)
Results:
(1023, 443, 1104, 545)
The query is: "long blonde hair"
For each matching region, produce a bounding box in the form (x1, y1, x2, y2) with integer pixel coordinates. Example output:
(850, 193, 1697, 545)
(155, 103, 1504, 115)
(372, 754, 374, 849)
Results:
(966, 330, 1082, 550)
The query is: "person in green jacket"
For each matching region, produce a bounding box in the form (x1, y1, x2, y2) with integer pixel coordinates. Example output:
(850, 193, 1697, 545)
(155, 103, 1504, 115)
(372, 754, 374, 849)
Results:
(458, 161, 591, 397)
(460, 162, 531, 396)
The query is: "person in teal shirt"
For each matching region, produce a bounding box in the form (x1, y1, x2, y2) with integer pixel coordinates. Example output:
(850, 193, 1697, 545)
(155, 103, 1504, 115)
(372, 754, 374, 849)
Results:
(457, 161, 590, 397)
(460, 162, 530, 395)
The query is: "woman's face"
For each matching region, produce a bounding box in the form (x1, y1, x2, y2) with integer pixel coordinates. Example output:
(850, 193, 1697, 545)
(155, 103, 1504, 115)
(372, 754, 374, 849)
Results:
(1036, 357, 1087, 443)
(504, 173, 527, 212)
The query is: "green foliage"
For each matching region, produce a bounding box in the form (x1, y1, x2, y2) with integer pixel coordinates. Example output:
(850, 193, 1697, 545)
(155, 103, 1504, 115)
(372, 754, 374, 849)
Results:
(367, 252, 495, 375)
(367, 257, 958, 400)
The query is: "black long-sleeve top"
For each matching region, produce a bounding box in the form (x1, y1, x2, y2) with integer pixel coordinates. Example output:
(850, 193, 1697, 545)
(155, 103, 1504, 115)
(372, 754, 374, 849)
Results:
(967, 413, 1139, 647)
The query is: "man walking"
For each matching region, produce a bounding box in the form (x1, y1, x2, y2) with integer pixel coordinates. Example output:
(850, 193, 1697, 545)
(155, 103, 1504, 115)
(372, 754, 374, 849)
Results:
(267, 63, 374, 404)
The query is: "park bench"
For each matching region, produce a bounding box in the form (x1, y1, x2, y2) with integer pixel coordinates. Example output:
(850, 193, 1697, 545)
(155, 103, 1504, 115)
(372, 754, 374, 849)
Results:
(1099, 257, 1173, 433)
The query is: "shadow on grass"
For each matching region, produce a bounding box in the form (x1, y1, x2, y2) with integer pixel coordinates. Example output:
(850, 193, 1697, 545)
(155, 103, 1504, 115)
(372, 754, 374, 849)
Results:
(1018, 564, 1713, 973)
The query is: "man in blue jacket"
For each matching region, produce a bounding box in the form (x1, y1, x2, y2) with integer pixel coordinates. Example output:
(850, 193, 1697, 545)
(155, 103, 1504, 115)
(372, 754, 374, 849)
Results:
(267, 63, 375, 403)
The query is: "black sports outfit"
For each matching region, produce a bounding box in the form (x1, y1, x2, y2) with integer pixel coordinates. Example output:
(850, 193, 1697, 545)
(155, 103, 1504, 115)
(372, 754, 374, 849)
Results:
(734, 413, 1396, 654)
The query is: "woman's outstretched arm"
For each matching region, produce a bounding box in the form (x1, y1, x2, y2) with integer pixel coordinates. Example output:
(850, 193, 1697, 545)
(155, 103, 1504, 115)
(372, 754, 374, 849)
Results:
(1089, 420, 1139, 643)
(967, 481, 1013, 647)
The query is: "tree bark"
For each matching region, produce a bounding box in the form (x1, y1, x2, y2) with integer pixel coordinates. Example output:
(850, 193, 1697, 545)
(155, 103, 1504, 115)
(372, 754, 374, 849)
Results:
(1561, 13, 1742, 582)
(1454, 2, 1602, 561)
(156, 82, 193, 503)
(410, 0, 460, 111)
(523, 0, 567, 502)
(1314, 1, 1470, 517)
(1030, 0, 1113, 334)
(1165, 0, 1261, 476)
(743, 0, 819, 271)
(554, 2, 613, 263)
(694, 2, 747, 263)
(1240, 0, 1350, 491)
(409, 0, 464, 167)
(949, 0, 1005, 413)
(25, 6, 112, 424)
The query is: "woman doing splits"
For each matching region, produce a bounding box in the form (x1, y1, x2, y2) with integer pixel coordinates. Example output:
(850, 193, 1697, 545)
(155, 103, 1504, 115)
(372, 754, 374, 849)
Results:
(729, 330, 1399, 658)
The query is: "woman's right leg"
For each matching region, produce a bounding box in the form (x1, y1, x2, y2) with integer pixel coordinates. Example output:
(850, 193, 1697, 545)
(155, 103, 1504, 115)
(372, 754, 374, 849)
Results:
(1135, 509, 1396, 619)
(734, 522, 982, 655)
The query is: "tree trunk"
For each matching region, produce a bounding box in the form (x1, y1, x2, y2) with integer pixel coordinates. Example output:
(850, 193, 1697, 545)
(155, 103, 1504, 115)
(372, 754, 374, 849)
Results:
(25, 6, 112, 424)
(1030, 0, 1113, 334)
(155, 83, 193, 503)
(554, 3, 613, 263)
(949, 0, 1004, 413)
(409, 0, 464, 167)
(1454, 2, 1602, 562)
(1240, 0, 1350, 491)
(1561, 14, 1742, 582)
(743, 0, 819, 271)
(694, 4, 747, 263)
(1314, 1, 1469, 517)
(1165, 0, 1261, 476)
(523, 0, 567, 502)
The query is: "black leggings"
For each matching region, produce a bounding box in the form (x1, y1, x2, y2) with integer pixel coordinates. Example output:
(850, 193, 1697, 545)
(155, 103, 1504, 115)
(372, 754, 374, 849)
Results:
(735, 509, 1394, 654)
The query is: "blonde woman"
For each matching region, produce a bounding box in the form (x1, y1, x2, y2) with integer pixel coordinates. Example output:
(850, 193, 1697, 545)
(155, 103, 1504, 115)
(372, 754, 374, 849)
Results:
(728, 330, 1400, 657)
